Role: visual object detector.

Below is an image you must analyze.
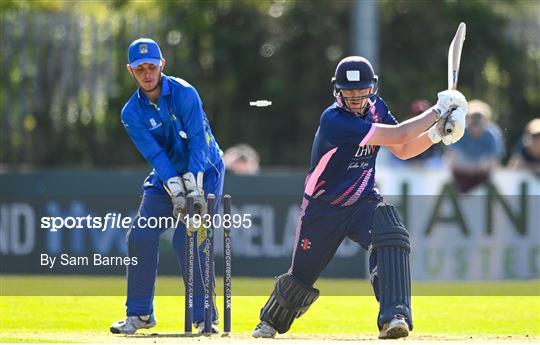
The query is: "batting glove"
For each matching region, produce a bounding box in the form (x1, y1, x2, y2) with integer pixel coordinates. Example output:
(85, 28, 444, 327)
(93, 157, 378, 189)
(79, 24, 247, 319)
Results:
(433, 90, 468, 118)
(428, 106, 467, 145)
(164, 176, 187, 219)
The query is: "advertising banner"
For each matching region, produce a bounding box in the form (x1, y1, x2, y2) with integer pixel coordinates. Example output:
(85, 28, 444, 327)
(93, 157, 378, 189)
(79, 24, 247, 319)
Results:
(1, 169, 538, 280)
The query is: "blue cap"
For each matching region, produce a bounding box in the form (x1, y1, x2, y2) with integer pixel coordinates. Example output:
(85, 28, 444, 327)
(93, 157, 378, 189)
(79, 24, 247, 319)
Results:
(128, 38, 163, 68)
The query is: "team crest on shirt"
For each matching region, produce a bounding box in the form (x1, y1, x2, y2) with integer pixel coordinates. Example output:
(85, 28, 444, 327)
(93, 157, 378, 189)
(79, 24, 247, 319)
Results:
(148, 118, 162, 130)
(300, 238, 311, 251)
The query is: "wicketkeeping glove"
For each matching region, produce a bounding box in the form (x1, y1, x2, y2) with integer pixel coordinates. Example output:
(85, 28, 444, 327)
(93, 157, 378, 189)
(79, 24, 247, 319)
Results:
(164, 176, 187, 219)
(182, 172, 207, 216)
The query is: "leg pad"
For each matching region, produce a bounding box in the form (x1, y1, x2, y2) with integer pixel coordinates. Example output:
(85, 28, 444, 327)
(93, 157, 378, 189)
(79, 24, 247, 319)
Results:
(259, 273, 319, 334)
(372, 204, 413, 330)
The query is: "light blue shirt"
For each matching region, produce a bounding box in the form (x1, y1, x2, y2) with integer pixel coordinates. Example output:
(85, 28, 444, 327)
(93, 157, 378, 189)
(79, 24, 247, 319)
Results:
(449, 127, 501, 165)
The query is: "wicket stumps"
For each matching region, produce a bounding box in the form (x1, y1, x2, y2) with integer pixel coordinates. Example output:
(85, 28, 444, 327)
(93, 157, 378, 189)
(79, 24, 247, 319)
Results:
(185, 194, 232, 336)
(203, 195, 216, 335)
(184, 196, 196, 334)
(223, 194, 232, 334)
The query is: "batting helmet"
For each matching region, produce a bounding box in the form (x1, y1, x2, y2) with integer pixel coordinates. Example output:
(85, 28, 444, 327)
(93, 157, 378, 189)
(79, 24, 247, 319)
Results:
(332, 56, 378, 114)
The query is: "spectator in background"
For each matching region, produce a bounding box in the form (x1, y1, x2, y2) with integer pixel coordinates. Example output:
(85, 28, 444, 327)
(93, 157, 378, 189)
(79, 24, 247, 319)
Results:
(446, 100, 504, 192)
(223, 143, 260, 175)
(468, 100, 506, 157)
(508, 118, 540, 177)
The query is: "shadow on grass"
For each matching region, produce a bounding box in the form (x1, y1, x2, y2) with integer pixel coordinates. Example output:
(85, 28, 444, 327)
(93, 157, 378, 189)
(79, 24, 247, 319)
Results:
(128, 332, 233, 338)
(128, 333, 202, 338)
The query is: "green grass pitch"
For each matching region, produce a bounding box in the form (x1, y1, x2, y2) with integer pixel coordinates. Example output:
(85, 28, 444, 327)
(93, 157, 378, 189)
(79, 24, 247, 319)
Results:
(1, 276, 539, 343)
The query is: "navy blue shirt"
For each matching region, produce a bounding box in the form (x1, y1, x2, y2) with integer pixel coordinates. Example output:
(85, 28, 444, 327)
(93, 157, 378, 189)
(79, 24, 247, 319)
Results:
(121, 75, 222, 183)
(305, 97, 398, 206)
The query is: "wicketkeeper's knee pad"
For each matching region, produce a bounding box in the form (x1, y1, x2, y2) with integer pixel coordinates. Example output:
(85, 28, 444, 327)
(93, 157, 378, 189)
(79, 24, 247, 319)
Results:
(259, 273, 319, 334)
(371, 203, 413, 330)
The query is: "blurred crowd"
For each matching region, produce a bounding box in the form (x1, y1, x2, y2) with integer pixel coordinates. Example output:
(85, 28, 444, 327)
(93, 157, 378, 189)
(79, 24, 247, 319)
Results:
(223, 143, 260, 175)
(377, 99, 540, 191)
(224, 100, 540, 192)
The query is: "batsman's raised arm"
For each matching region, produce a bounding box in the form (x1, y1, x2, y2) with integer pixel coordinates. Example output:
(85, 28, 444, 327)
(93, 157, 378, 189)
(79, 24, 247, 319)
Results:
(366, 108, 439, 146)
(386, 131, 436, 160)
(386, 105, 467, 159)
(366, 90, 468, 147)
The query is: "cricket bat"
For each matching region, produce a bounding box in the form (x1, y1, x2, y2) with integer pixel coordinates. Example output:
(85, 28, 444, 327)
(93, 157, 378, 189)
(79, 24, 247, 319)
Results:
(445, 22, 466, 133)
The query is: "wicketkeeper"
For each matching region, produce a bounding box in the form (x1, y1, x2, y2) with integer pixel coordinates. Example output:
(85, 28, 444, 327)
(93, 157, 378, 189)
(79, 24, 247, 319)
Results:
(252, 56, 468, 339)
(110, 38, 224, 334)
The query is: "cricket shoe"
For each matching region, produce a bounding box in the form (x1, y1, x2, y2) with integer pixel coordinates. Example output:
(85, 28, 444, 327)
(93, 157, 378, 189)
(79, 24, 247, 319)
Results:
(110, 314, 156, 334)
(196, 320, 220, 334)
(378, 314, 409, 339)
(252, 321, 277, 338)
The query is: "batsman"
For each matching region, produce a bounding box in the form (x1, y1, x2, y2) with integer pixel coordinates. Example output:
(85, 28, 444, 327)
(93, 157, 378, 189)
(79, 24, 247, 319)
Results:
(252, 56, 468, 339)
(110, 38, 224, 334)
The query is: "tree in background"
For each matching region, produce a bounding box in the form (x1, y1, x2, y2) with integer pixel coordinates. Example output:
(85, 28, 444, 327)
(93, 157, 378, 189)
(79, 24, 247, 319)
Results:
(1, 0, 538, 168)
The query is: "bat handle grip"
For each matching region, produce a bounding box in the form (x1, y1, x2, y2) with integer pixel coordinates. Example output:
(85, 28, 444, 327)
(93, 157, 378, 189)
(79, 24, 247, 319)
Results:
(443, 106, 456, 134)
